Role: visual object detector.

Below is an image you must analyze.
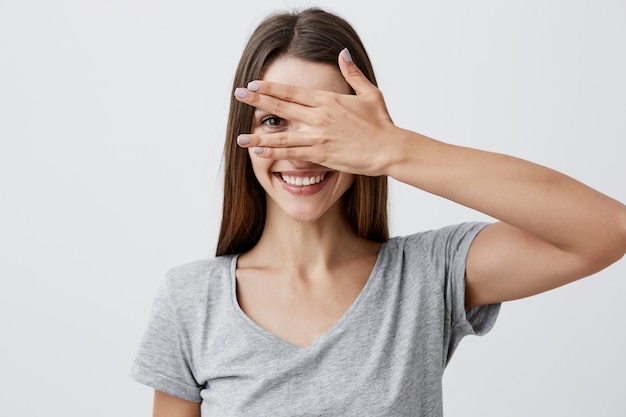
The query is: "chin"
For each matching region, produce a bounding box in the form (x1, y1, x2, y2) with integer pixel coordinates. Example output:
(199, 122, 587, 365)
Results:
(270, 198, 345, 224)
(283, 207, 331, 224)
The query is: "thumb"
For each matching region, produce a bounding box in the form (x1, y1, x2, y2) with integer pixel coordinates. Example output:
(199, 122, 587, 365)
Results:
(338, 48, 374, 96)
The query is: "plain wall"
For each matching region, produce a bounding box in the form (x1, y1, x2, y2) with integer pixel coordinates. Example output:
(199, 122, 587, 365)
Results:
(1, 0, 624, 415)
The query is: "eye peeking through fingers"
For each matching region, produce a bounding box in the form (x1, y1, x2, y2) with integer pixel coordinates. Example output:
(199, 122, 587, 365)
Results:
(256, 113, 288, 131)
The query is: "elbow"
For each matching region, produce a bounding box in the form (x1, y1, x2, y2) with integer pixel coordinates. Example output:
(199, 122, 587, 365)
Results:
(590, 203, 626, 270)
(616, 204, 626, 261)
(576, 203, 626, 275)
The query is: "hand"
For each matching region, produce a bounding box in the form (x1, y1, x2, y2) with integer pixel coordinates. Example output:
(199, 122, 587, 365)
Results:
(233, 49, 400, 176)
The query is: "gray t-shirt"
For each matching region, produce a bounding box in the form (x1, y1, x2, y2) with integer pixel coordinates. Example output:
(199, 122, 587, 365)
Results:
(131, 222, 500, 416)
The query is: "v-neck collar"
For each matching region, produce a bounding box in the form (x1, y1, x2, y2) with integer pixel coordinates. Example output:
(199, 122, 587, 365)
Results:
(229, 242, 388, 352)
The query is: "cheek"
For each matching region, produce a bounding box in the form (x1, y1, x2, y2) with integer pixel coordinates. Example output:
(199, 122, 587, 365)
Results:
(248, 150, 274, 180)
(337, 173, 356, 191)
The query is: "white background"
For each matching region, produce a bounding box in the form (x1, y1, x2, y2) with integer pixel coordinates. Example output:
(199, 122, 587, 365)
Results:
(1, 0, 625, 415)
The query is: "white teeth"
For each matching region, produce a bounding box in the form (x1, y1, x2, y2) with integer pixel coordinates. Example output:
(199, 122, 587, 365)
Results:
(280, 173, 327, 186)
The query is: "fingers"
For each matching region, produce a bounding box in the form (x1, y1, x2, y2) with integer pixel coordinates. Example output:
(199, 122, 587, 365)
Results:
(237, 131, 311, 150)
(234, 87, 311, 122)
(234, 80, 327, 122)
(246, 81, 323, 107)
(338, 48, 375, 96)
(237, 131, 320, 163)
(234, 48, 374, 114)
(248, 145, 310, 162)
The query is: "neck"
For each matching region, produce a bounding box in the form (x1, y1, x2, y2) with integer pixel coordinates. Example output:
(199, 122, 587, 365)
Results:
(246, 203, 364, 275)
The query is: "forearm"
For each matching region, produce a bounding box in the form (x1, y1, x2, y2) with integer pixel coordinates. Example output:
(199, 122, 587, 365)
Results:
(385, 128, 626, 263)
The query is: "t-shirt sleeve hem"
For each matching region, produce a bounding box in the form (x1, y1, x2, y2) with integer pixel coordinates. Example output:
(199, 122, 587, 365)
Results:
(454, 302, 501, 336)
(450, 222, 501, 337)
(130, 363, 202, 403)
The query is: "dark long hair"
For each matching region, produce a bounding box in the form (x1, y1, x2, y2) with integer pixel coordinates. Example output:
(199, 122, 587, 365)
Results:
(216, 8, 389, 256)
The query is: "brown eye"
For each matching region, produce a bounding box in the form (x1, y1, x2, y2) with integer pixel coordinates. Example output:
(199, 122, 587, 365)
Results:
(261, 115, 284, 128)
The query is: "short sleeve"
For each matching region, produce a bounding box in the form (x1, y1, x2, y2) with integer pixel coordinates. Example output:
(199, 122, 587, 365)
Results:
(130, 276, 202, 402)
(441, 222, 501, 365)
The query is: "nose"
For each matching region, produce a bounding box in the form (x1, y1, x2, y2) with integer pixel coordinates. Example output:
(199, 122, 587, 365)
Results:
(281, 122, 324, 169)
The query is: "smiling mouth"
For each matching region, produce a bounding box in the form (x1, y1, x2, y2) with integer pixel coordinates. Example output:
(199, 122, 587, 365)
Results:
(276, 172, 331, 187)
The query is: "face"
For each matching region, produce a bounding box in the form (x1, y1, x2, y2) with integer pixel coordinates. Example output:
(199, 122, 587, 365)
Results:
(249, 56, 355, 224)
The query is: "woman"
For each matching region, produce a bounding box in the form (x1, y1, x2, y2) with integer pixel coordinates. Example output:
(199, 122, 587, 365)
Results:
(131, 8, 626, 416)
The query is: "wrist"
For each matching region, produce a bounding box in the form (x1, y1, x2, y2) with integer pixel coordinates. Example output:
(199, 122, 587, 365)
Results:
(382, 128, 434, 179)
(375, 126, 411, 177)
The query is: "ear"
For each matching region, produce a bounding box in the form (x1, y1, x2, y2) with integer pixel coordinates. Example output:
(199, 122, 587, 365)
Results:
(338, 48, 375, 96)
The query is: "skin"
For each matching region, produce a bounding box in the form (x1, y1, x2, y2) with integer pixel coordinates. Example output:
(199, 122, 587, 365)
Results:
(154, 50, 626, 414)
(245, 57, 357, 225)
(235, 57, 381, 349)
(234, 50, 626, 306)
(153, 391, 200, 417)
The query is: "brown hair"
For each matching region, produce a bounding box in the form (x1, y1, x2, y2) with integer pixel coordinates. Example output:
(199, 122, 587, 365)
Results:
(216, 8, 389, 256)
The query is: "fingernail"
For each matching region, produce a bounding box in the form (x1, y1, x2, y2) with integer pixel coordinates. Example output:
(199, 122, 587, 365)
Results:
(237, 135, 251, 146)
(340, 48, 352, 63)
(253, 147, 264, 154)
(234, 88, 248, 99)
(247, 81, 260, 92)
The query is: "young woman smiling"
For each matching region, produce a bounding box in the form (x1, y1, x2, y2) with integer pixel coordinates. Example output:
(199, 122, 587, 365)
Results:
(132, 8, 626, 417)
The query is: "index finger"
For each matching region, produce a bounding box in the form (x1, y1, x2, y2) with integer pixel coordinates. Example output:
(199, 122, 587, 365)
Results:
(246, 80, 328, 107)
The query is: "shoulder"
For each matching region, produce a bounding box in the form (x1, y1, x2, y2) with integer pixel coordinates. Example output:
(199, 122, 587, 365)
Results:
(165, 256, 235, 284)
(157, 255, 236, 309)
(391, 222, 489, 249)
(384, 222, 490, 264)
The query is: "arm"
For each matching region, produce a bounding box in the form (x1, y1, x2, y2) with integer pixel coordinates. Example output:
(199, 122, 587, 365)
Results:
(233, 49, 626, 307)
(386, 129, 626, 307)
(153, 390, 200, 417)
